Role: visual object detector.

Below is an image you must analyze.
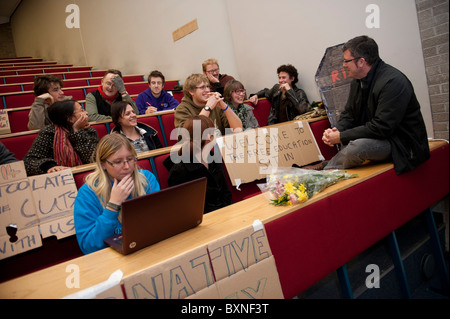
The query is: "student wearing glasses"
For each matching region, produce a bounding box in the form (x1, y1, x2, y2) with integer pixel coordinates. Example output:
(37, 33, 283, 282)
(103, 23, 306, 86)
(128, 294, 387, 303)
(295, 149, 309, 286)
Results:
(74, 133, 160, 254)
(223, 80, 259, 130)
(249, 64, 310, 125)
(202, 58, 235, 95)
(85, 69, 138, 122)
(110, 101, 163, 153)
(174, 74, 243, 137)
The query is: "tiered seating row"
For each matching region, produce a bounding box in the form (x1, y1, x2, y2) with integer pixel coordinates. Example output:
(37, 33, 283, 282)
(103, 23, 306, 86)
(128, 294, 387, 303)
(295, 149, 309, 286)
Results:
(0, 99, 272, 161)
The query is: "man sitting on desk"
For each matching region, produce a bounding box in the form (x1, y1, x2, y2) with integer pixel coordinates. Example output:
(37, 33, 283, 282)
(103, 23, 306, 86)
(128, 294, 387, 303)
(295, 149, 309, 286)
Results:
(306, 35, 430, 175)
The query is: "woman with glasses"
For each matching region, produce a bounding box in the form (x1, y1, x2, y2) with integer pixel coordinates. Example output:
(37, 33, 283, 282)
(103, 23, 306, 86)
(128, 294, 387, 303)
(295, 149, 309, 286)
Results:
(110, 101, 163, 153)
(74, 133, 160, 254)
(174, 73, 243, 136)
(223, 80, 259, 131)
(24, 99, 98, 176)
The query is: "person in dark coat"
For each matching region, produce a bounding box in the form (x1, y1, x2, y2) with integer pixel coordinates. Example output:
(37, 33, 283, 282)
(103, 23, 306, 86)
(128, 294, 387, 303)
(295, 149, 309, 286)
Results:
(163, 115, 232, 214)
(309, 35, 430, 175)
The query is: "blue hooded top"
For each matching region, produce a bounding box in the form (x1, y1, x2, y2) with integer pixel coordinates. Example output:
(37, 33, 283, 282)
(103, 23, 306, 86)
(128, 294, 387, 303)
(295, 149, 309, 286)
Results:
(136, 88, 179, 114)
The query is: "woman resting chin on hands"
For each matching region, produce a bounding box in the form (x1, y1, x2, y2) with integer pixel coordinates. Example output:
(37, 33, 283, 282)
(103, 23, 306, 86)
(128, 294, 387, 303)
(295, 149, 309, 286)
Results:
(73, 134, 160, 254)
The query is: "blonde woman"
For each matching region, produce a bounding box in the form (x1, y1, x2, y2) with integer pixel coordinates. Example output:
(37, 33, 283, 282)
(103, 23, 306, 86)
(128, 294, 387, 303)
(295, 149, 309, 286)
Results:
(74, 134, 160, 254)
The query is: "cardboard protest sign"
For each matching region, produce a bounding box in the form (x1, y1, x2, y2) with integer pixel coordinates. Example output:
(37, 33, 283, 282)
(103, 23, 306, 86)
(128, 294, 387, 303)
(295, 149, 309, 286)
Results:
(207, 222, 273, 282)
(0, 161, 38, 237)
(28, 168, 77, 239)
(0, 110, 11, 135)
(0, 226, 42, 260)
(217, 121, 322, 186)
(0, 161, 41, 260)
(216, 256, 284, 299)
(123, 245, 215, 299)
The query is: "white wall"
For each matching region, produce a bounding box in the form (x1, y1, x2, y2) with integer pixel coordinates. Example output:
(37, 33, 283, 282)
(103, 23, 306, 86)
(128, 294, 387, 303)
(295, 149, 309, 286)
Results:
(11, 0, 433, 136)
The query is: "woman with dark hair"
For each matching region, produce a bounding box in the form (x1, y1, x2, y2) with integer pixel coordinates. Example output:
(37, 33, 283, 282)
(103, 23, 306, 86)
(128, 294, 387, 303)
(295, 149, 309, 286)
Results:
(110, 101, 163, 153)
(223, 80, 259, 130)
(163, 115, 232, 213)
(24, 100, 98, 176)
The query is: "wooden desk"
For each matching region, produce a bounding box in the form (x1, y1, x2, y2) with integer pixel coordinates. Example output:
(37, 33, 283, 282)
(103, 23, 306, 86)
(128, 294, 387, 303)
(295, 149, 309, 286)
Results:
(0, 141, 447, 299)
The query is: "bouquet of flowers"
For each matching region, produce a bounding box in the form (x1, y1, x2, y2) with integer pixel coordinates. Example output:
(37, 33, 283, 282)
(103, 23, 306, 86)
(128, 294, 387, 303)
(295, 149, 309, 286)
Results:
(259, 167, 358, 206)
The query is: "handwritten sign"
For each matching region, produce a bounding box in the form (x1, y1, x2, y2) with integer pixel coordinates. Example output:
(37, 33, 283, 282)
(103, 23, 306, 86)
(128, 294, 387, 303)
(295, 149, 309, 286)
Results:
(0, 227, 42, 260)
(207, 224, 272, 281)
(28, 169, 77, 230)
(0, 110, 11, 135)
(0, 164, 78, 259)
(217, 121, 322, 186)
(123, 245, 215, 299)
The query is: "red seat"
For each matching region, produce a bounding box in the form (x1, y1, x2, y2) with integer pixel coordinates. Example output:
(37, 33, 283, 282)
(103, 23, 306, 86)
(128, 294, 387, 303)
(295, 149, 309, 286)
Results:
(90, 123, 108, 139)
(164, 80, 179, 90)
(137, 158, 152, 172)
(73, 170, 93, 189)
(64, 72, 91, 79)
(160, 112, 176, 146)
(17, 69, 44, 75)
(4, 75, 35, 84)
(251, 99, 271, 127)
(137, 116, 162, 137)
(0, 132, 38, 160)
(153, 153, 170, 189)
(126, 82, 149, 95)
(309, 119, 338, 161)
(0, 84, 22, 94)
(172, 91, 184, 103)
(4, 92, 35, 108)
(6, 109, 31, 133)
(64, 88, 86, 101)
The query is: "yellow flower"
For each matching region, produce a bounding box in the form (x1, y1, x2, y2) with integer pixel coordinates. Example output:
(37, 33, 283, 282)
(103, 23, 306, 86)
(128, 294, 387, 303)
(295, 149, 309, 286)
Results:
(284, 182, 295, 194)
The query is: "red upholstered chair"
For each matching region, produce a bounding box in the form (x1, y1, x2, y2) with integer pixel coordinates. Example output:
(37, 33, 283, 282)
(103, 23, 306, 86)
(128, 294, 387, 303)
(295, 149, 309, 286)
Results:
(0, 84, 22, 94)
(160, 112, 176, 146)
(153, 153, 170, 189)
(6, 109, 31, 133)
(164, 80, 179, 90)
(73, 170, 93, 189)
(4, 92, 35, 108)
(90, 123, 109, 140)
(137, 158, 152, 172)
(125, 82, 149, 95)
(4, 75, 35, 84)
(309, 119, 338, 161)
(64, 72, 91, 79)
(137, 116, 162, 138)
(0, 132, 38, 160)
(63, 88, 86, 101)
(250, 99, 271, 127)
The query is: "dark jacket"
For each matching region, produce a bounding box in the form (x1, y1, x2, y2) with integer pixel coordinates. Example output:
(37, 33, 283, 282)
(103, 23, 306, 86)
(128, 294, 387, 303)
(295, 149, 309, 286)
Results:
(163, 153, 232, 214)
(252, 84, 310, 125)
(338, 59, 430, 175)
(111, 122, 163, 151)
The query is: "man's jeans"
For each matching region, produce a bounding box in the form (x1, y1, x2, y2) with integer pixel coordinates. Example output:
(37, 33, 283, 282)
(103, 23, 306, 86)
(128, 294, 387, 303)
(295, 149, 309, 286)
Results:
(324, 138, 392, 170)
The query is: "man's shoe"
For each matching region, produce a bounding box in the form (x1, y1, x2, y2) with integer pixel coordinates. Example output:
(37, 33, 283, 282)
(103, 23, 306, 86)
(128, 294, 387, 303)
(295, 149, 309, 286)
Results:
(301, 161, 325, 170)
